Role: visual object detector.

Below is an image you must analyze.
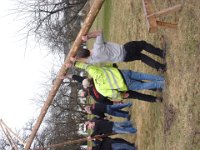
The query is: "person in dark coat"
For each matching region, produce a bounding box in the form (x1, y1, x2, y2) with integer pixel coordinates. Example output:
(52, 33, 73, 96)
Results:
(84, 102, 132, 119)
(86, 118, 136, 138)
(90, 137, 136, 150)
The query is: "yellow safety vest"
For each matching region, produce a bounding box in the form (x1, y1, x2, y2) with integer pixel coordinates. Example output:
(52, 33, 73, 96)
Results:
(75, 62, 128, 99)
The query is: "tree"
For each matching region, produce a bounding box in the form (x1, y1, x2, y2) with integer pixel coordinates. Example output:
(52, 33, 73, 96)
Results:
(0, 137, 8, 150)
(26, 69, 88, 149)
(15, 0, 88, 55)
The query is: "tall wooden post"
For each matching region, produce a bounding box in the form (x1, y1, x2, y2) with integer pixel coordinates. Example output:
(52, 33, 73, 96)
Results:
(0, 119, 25, 146)
(33, 134, 114, 150)
(24, 0, 105, 149)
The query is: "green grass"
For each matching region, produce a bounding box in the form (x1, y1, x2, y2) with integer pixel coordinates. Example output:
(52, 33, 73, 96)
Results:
(90, 0, 200, 149)
(102, 0, 112, 39)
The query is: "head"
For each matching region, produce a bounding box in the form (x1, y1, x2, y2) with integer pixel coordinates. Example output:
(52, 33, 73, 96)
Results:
(87, 147, 93, 150)
(79, 89, 88, 97)
(82, 78, 92, 89)
(85, 121, 95, 130)
(76, 48, 90, 58)
(84, 106, 91, 114)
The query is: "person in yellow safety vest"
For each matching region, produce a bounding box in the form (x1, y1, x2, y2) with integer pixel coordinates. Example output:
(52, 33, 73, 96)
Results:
(66, 62, 164, 100)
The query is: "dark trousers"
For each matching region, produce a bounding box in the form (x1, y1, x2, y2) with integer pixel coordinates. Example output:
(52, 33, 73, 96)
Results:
(126, 90, 157, 102)
(123, 41, 165, 70)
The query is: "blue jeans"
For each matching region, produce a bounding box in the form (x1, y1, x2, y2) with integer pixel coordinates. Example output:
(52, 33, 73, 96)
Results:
(121, 70, 164, 90)
(112, 121, 137, 134)
(106, 102, 132, 118)
(111, 143, 136, 150)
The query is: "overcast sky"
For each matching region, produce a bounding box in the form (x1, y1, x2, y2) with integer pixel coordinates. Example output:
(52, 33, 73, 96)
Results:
(0, 1, 60, 131)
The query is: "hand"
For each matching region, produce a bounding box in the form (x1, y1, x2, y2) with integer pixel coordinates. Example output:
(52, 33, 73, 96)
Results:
(122, 92, 129, 99)
(113, 101, 123, 104)
(105, 116, 112, 120)
(65, 62, 73, 68)
(70, 56, 76, 62)
(87, 136, 92, 140)
(82, 35, 88, 42)
(59, 75, 67, 80)
(59, 74, 72, 79)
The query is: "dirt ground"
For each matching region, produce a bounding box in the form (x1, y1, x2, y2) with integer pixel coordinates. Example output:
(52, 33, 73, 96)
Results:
(90, 0, 200, 149)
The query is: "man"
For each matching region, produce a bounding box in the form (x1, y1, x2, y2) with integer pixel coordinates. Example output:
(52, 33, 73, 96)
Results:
(61, 74, 163, 103)
(86, 118, 137, 137)
(61, 74, 114, 105)
(66, 62, 164, 100)
(80, 78, 163, 103)
(84, 102, 132, 119)
(70, 31, 166, 71)
(88, 137, 136, 150)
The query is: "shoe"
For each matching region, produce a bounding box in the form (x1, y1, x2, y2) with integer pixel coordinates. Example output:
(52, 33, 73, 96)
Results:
(155, 97, 163, 103)
(158, 64, 167, 73)
(156, 88, 163, 93)
(128, 102, 133, 108)
(162, 48, 166, 59)
(160, 35, 167, 59)
(158, 68, 165, 73)
(127, 114, 131, 120)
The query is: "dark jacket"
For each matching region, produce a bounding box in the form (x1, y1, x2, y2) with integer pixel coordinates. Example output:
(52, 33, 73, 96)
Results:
(93, 137, 136, 150)
(91, 118, 113, 137)
(90, 103, 107, 118)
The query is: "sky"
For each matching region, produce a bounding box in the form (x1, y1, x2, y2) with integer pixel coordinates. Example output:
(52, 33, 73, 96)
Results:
(0, 1, 60, 131)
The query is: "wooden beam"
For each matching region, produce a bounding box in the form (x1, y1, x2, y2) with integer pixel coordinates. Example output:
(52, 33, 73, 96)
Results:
(24, 0, 105, 149)
(142, 0, 182, 33)
(142, 0, 158, 32)
(157, 21, 177, 29)
(0, 119, 25, 146)
(0, 120, 18, 150)
(33, 134, 114, 150)
(147, 4, 182, 18)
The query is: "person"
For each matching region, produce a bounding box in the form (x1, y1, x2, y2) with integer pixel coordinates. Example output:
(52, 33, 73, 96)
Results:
(88, 137, 137, 150)
(86, 118, 137, 137)
(84, 102, 132, 119)
(82, 87, 162, 103)
(66, 62, 164, 100)
(61, 74, 114, 105)
(61, 74, 163, 103)
(70, 31, 166, 71)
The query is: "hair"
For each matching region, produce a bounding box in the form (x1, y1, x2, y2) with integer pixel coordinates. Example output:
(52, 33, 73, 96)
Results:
(76, 48, 90, 58)
(84, 106, 91, 114)
(82, 78, 92, 89)
(84, 121, 90, 129)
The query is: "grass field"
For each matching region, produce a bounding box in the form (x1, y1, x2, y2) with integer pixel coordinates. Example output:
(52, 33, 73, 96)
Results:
(89, 0, 200, 149)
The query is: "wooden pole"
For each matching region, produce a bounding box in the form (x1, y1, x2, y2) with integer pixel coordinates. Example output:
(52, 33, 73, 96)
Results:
(0, 119, 26, 146)
(32, 134, 114, 150)
(157, 21, 177, 29)
(32, 137, 88, 150)
(147, 4, 182, 18)
(24, 0, 105, 149)
(0, 120, 18, 150)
